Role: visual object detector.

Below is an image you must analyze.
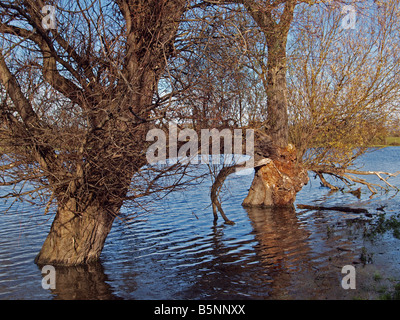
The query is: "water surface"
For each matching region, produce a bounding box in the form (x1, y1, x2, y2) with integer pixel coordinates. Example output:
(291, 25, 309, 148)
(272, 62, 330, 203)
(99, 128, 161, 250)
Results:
(1, 147, 400, 300)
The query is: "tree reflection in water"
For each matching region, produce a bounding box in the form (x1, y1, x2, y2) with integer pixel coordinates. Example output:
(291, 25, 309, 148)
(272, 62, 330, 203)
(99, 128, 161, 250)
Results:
(245, 206, 312, 298)
(38, 261, 121, 300)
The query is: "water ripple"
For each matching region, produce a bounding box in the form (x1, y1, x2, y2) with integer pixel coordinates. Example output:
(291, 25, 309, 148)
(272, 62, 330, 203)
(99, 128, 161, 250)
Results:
(1, 148, 400, 299)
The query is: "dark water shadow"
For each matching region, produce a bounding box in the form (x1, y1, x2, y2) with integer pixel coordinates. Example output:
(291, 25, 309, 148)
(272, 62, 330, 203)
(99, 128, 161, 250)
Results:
(38, 261, 122, 300)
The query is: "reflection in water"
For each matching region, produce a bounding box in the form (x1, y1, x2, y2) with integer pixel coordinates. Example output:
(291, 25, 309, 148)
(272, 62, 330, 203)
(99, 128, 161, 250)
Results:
(245, 206, 312, 298)
(244, 206, 365, 299)
(180, 206, 314, 299)
(2, 148, 400, 299)
(246, 206, 311, 269)
(35, 205, 362, 300)
(40, 262, 121, 300)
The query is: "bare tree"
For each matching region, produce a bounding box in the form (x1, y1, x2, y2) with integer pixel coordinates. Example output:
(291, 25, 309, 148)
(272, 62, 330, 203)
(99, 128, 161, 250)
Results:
(0, 0, 188, 266)
(1, 0, 399, 266)
(190, 0, 310, 213)
(198, 0, 400, 219)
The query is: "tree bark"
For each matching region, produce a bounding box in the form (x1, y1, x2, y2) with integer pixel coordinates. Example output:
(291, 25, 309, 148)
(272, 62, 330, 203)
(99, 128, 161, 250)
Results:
(35, 198, 118, 266)
(242, 144, 308, 208)
(264, 40, 289, 148)
(210, 165, 237, 225)
(242, 0, 295, 148)
(235, 1, 301, 211)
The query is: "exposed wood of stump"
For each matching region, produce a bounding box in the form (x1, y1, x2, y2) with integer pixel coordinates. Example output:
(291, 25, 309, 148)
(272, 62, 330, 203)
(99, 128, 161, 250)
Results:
(242, 143, 308, 208)
(210, 131, 309, 223)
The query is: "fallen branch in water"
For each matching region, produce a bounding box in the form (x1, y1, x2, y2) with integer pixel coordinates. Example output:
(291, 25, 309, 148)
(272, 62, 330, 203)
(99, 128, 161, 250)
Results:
(297, 204, 369, 214)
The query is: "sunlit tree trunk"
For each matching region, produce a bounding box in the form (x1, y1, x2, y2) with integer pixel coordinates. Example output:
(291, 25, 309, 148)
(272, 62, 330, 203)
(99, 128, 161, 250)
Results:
(35, 198, 117, 266)
(240, 1, 304, 208)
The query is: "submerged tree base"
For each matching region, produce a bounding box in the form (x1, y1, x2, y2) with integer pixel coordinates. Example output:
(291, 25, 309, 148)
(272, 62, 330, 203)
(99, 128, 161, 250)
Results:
(211, 143, 309, 223)
(242, 144, 309, 208)
(35, 199, 117, 267)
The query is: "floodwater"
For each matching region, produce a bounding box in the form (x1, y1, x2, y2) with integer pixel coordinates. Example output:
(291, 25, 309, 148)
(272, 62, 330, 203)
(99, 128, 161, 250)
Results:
(1, 148, 400, 300)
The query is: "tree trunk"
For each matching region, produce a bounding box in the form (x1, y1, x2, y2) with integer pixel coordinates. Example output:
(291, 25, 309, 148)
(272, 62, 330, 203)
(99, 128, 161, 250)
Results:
(242, 144, 308, 208)
(235, 1, 299, 210)
(241, 36, 303, 208)
(0, 0, 189, 267)
(35, 198, 117, 266)
(264, 38, 289, 148)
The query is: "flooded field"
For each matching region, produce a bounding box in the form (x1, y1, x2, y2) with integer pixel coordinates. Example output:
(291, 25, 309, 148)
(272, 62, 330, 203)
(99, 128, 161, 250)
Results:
(1, 147, 400, 300)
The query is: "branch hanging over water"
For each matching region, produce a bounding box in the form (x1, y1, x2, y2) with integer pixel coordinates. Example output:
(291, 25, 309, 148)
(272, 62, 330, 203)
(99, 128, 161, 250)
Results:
(210, 164, 238, 225)
(312, 166, 400, 194)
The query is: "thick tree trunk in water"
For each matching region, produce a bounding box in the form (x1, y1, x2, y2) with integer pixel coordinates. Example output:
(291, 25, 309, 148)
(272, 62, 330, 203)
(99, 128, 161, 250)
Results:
(0, 1, 189, 267)
(243, 19, 304, 207)
(242, 144, 308, 208)
(210, 144, 309, 222)
(35, 198, 117, 266)
(241, 46, 306, 208)
(209, 1, 304, 219)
